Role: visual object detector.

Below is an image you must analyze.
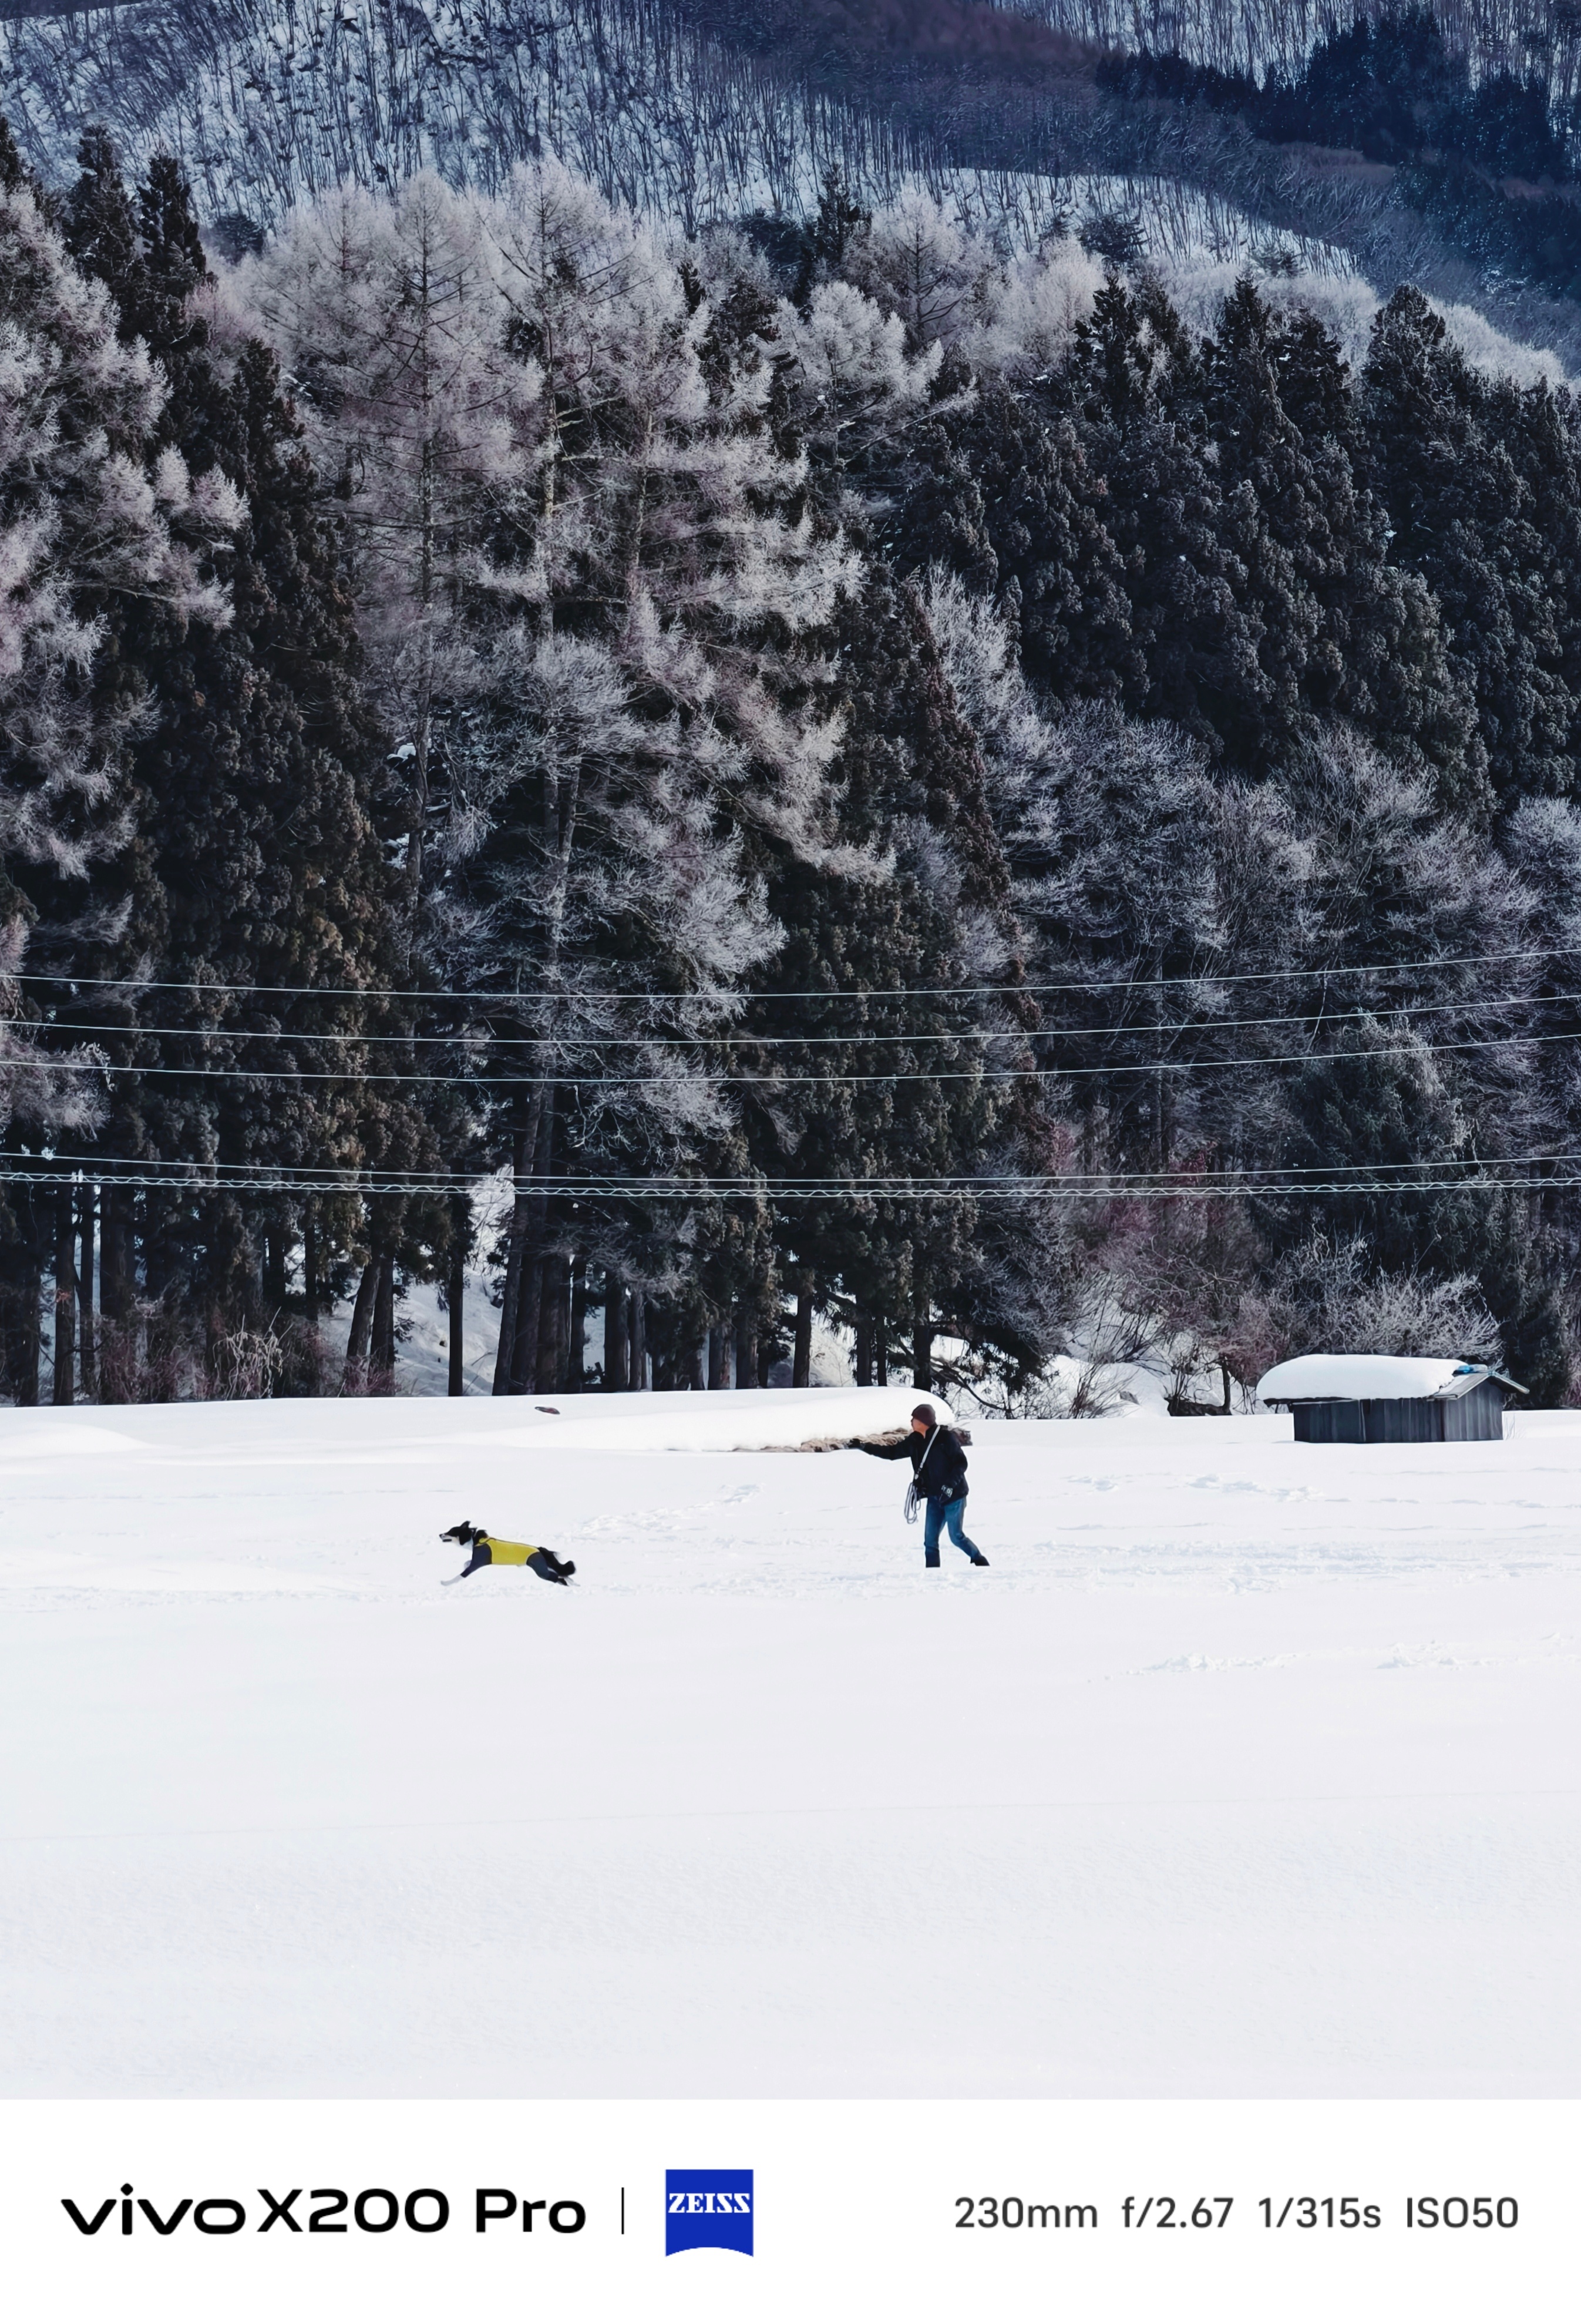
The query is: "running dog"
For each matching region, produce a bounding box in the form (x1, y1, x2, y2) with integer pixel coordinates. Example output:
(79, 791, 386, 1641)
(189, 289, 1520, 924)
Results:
(439, 1521, 576, 1586)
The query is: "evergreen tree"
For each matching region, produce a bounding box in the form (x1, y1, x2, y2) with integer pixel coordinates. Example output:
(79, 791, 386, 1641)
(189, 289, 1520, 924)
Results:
(1062, 276, 1284, 764)
(60, 124, 143, 327)
(1280, 727, 1530, 1277)
(1364, 286, 1572, 815)
(790, 166, 871, 310)
(1200, 278, 1474, 791)
(889, 377, 1138, 708)
(55, 140, 411, 1379)
(0, 133, 234, 1396)
(741, 567, 1038, 1389)
(349, 164, 859, 1392)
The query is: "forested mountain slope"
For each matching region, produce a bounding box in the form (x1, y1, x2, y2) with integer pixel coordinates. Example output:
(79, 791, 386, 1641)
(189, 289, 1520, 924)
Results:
(6, 11, 1581, 1408)
(0, 0, 878, 231)
(8, 0, 1581, 369)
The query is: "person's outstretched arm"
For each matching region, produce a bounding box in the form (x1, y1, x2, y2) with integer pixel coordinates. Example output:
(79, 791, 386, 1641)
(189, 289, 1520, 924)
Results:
(849, 1434, 914, 1459)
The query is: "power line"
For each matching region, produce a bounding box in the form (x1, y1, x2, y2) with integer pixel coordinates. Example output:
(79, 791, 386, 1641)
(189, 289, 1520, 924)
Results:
(0, 1022, 1574, 1085)
(1, 1155, 1570, 1203)
(0, 1172, 1563, 1202)
(15, 1143, 1581, 1180)
(10, 985, 1577, 1047)
(7, 938, 1577, 1008)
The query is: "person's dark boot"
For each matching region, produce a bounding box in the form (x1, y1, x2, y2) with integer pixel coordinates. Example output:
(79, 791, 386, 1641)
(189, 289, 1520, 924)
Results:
(924, 1553, 940, 1570)
(970, 1554, 990, 1567)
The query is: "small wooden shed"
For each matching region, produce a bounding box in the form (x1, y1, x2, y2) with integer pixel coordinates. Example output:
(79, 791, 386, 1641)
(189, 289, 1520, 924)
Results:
(1256, 1354, 1527, 1444)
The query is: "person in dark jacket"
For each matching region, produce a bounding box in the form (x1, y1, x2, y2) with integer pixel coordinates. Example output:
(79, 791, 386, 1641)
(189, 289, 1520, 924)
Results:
(851, 1402, 989, 1569)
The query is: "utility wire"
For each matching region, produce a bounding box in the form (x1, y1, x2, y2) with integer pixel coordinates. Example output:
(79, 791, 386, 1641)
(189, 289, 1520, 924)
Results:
(0, 1022, 1573, 1084)
(0, 1167, 1566, 1202)
(6, 937, 1578, 1007)
(2, 1153, 1573, 1202)
(12, 1148, 1575, 1184)
(10, 986, 1579, 1046)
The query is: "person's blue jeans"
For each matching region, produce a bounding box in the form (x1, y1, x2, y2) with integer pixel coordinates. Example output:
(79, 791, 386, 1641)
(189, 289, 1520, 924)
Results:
(924, 1495, 981, 1567)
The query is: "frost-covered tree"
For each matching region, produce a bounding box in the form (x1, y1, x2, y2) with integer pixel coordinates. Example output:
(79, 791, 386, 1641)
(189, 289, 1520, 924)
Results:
(1267, 1230, 1501, 1363)
(237, 171, 530, 919)
(778, 275, 948, 505)
(737, 565, 1041, 1393)
(0, 143, 237, 1395)
(1279, 727, 1532, 1298)
(0, 164, 228, 934)
(270, 163, 866, 1390)
(11, 117, 1581, 1407)
(841, 189, 1104, 383)
(1363, 286, 1574, 814)
(39, 139, 423, 1390)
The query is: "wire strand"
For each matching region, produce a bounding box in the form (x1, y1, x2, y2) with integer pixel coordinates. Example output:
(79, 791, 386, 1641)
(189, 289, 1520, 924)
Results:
(1, 1156, 1572, 1203)
(11, 984, 1578, 1047)
(0, 1022, 1573, 1084)
(8, 937, 1577, 1007)
(11, 1150, 1575, 1184)
(0, 1171, 1564, 1202)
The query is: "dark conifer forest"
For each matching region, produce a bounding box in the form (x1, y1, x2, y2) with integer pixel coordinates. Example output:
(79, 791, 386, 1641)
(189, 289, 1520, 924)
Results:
(5, 98, 1581, 1407)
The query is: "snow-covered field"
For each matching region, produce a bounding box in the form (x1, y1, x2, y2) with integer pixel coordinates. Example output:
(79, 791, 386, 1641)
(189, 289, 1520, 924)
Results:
(2, 1391, 1577, 2100)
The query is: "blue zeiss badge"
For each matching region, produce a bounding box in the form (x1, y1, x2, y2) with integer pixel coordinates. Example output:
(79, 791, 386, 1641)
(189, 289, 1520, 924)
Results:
(665, 2169, 754, 2256)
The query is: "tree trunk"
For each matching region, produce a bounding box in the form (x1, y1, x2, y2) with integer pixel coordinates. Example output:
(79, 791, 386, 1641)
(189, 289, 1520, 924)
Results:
(707, 1324, 724, 1390)
(342, 1258, 378, 1392)
(506, 1101, 557, 1395)
(511, 1252, 544, 1395)
(263, 1224, 288, 1315)
(874, 1311, 887, 1386)
(303, 1213, 318, 1327)
(630, 1289, 647, 1391)
(687, 1335, 705, 1391)
(142, 1192, 169, 1305)
(792, 1288, 813, 1388)
(912, 1311, 933, 1392)
(855, 1314, 873, 1387)
(568, 1258, 587, 1392)
(495, 734, 583, 1391)
(16, 1258, 41, 1406)
(97, 1184, 133, 1405)
(604, 1277, 628, 1391)
(537, 1249, 570, 1393)
(735, 1305, 756, 1389)
(553, 1252, 573, 1389)
(78, 1188, 97, 1401)
(9, 1191, 41, 1406)
(492, 1118, 533, 1395)
(53, 1182, 76, 1406)
(101, 1184, 133, 1324)
(371, 1251, 396, 1389)
(446, 1203, 466, 1398)
(1220, 1361, 1232, 1415)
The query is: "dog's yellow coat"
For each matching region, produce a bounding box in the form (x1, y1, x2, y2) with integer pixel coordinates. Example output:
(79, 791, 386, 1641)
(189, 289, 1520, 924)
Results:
(475, 1533, 544, 1565)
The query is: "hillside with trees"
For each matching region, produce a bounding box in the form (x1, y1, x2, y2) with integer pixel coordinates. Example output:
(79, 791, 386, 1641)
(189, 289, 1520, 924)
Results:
(4, 103, 1581, 1406)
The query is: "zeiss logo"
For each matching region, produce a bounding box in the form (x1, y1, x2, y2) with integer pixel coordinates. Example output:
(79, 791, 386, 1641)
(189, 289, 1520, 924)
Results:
(665, 2169, 754, 2256)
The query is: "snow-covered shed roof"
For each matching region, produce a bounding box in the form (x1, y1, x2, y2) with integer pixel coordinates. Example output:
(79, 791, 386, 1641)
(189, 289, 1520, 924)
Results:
(1257, 1354, 1527, 1405)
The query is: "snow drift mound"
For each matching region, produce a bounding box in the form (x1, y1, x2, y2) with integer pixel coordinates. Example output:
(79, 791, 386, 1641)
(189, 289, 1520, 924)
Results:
(488, 1383, 954, 1454)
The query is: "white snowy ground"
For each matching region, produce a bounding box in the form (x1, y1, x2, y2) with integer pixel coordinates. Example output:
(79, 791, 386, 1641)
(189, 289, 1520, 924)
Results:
(1, 1391, 1577, 2100)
